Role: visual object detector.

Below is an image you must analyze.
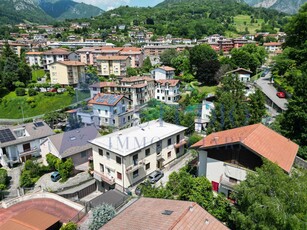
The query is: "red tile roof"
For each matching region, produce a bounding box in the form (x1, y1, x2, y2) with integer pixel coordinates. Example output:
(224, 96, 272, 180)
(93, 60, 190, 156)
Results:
(158, 65, 175, 71)
(56, 61, 86, 66)
(96, 55, 129, 61)
(90, 82, 118, 88)
(42, 48, 71, 55)
(25, 51, 43, 55)
(156, 79, 180, 87)
(263, 42, 283, 46)
(121, 76, 154, 82)
(191, 124, 299, 173)
(101, 198, 229, 230)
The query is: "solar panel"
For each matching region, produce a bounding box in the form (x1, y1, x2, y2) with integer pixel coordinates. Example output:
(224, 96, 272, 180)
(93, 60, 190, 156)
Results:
(34, 122, 44, 127)
(0, 129, 16, 143)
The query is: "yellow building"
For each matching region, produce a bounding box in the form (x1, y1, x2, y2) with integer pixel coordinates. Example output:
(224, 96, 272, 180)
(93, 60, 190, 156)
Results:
(96, 55, 130, 79)
(49, 61, 86, 86)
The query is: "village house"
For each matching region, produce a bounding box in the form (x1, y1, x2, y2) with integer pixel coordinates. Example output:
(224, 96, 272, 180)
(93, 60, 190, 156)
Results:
(96, 55, 130, 79)
(90, 120, 187, 191)
(42, 48, 79, 70)
(155, 79, 180, 104)
(263, 42, 283, 53)
(25, 51, 43, 68)
(89, 76, 155, 108)
(191, 124, 299, 198)
(40, 126, 100, 170)
(225, 68, 253, 83)
(102, 198, 229, 230)
(0, 121, 54, 167)
(151, 66, 175, 80)
(195, 96, 215, 133)
(49, 61, 86, 86)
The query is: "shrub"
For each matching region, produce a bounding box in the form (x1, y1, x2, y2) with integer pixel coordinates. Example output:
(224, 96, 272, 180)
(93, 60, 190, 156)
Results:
(0, 168, 8, 190)
(44, 92, 55, 97)
(89, 204, 116, 230)
(56, 158, 74, 182)
(20, 170, 36, 187)
(30, 102, 36, 108)
(28, 88, 37, 96)
(26, 97, 35, 104)
(60, 222, 78, 230)
(0, 87, 9, 98)
(46, 153, 58, 171)
(15, 88, 26, 96)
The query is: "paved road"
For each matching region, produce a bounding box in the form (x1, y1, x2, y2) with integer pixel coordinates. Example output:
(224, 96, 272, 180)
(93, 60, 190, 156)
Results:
(35, 171, 92, 192)
(255, 73, 288, 111)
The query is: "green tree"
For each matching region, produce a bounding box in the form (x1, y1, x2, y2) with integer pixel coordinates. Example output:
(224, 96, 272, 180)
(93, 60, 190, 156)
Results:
(0, 168, 8, 190)
(230, 160, 307, 230)
(127, 67, 138, 77)
(171, 50, 190, 75)
(189, 44, 220, 85)
(207, 74, 248, 133)
(248, 89, 266, 124)
(56, 158, 74, 181)
(160, 48, 178, 66)
(46, 153, 59, 171)
(89, 203, 116, 230)
(142, 57, 152, 72)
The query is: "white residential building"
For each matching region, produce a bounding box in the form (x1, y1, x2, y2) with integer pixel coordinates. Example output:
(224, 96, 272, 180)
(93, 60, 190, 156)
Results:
(25, 51, 43, 68)
(195, 99, 215, 133)
(151, 66, 175, 80)
(42, 48, 79, 70)
(226, 68, 252, 83)
(90, 120, 187, 191)
(155, 79, 180, 104)
(0, 121, 54, 167)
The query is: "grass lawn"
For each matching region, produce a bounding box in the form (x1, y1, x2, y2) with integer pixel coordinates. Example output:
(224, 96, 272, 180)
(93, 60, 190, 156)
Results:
(0, 90, 90, 119)
(233, 15, 265, 35)
(190, 81, 217, 95)
(32, 69, 45, 81)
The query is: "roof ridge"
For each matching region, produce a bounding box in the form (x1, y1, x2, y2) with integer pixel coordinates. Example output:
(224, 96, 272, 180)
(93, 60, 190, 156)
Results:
(169, 202, 196, 230)
(240, 123, 262, 144)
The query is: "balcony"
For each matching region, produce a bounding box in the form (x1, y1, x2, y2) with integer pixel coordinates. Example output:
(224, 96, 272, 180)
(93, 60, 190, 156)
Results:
(19, 147, 39, 158)
(126, 160, 145, 172)
(174, 139, 187, 149)
(93, 170, 115, 185)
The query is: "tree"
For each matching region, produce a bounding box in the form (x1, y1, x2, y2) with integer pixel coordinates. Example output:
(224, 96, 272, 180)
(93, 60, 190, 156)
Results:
(160, 48, 178, 66)
(170, 50, 190, 75)
(189, 44, 220, 85)
(46, 153, 58, 171)
(142, 57, 152, 72)
(230, 160, 307, 230)
(89, 203, 116, 230)
(0, 168, 8, 190)
(279, 73, 307, 148)
(127, 67, 138, 77)
(56, 158, 74, 181)
(207, 74, 248, 133)
(248, 89, 266, 124)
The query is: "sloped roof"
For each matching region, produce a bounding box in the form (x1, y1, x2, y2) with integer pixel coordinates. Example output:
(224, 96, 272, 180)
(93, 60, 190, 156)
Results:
(55, 61, 86, 66)
(101, 198, 228, 230)
(25, 51, 42, 55)
(121, 76, 154, 82)
(90, 82, 118, 88)
(42, 48, 71, 55)
(191, 124, 299, 173)
(96, 55, 129, 61)
(263, 42, 283, 46)
(88, 93, 125, 106)
(156, 79, 180, 87)
(48, 126, 100, 158)
(158, 65, 175, 71)
(226, 68, 252, 75)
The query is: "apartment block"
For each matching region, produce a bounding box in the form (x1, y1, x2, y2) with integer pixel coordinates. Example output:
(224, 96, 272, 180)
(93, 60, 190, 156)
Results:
(96, 55, 130, 79)
(155, 79, 180, 104)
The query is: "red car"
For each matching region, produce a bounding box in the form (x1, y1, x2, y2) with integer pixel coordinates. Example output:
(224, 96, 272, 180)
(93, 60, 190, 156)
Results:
(276, 92, 286, 98)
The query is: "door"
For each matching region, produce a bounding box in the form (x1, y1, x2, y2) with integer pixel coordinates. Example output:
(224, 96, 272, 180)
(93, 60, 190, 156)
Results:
(23, 143, 31, 152)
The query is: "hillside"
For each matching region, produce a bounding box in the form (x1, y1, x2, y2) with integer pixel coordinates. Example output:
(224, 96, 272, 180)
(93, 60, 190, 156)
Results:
(244, 0, 307, 14)
(38, 0, 104, 20)
(0, 0, 103, 24)
(91, 0, 285, 39)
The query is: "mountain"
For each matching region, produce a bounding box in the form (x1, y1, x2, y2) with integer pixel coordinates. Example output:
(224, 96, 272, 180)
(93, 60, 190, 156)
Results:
(243, 0, 307, 14)
(0, 0, 54, 24)
(38, 0, 104, 20)
(0, 0, 104, 24)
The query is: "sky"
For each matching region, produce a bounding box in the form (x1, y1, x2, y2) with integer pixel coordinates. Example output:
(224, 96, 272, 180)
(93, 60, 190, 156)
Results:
(74, 0, 164, 11)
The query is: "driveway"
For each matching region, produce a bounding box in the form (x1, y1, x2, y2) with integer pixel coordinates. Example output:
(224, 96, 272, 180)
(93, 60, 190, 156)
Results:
(35, 171, 92, 192)
(6, 166, 22, 197)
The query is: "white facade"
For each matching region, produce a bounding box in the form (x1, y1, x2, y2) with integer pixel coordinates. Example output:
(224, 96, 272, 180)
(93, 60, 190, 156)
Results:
(26, 53, 43, 67)
(195, 100, 215, 133)
(90, 120, 187, 190)
(198, 150, 247, 197)
(155, 81, 180, 104)
(151, 67, 175, 80)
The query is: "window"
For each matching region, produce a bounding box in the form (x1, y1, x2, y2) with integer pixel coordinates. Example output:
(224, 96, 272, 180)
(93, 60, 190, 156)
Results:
(116, 156, 121, 164)
(113, 109, 117, 114)
(113, 119, 116, 124)
(105, 110, 108, 115)
(133, 154, 138, 166)
(81, 151, 87, 158)
(98, 149, 103, 156)
(168, 151, 171, 158)
(106, 152, 110, 159)
(162, 97, 165, 100)
(93, 87, 97, 91)
(105, 118, 108, 123)
(156, 141, 162, 153)
(100, 163, 104, 173)
(168, 97, 171, 101)
(176, 134, 180, 144)
(133, 169, 139, 178)
(145, 163, 150, 170)
(157, 96, 160, 99)
(145, 148, 150, 156)
(157, 89, 160, 93)
(167, 138, 172, 146)
(117, 172, 122, 180)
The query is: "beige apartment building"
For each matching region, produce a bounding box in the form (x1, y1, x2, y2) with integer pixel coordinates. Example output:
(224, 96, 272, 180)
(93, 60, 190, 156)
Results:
(90, 120, 187, 191)
(96, 55, 130, 79)
(49, 61, 86, 86)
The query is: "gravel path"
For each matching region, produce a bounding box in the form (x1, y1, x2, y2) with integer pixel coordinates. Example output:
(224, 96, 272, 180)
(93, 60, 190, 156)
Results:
(35, 171, 92, 192)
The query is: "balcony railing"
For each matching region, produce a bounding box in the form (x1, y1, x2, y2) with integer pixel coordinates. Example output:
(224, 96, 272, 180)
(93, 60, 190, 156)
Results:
(19, 147, 39, 157)
(126, 160, 145, 172)
(93, 170, 115, 185)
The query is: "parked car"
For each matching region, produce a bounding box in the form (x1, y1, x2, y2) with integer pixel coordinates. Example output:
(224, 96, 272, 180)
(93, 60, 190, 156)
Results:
(135, 180, 151, 196)
(276, 92, 286, 98)
(51, 171, 61, 182)
(148, 170, 164, 184)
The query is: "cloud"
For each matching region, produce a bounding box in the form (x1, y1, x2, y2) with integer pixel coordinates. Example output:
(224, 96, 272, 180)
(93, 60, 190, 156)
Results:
(74, 0, 131, 10)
